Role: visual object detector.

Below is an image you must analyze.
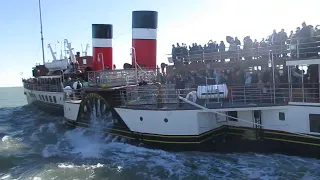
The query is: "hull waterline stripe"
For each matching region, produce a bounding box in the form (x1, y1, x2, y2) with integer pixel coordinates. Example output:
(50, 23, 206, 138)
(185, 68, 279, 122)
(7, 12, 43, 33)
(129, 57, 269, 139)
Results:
(65, 121, 320, 146)
(74, 120, 224, 138)
(132, 125, 225, 138)
(229, 126, 320, 139)
(67, 119, 320, 141)
(264, 131, 320, 139)
(64, 120, 217, 144)
(264, 137, 320, 147)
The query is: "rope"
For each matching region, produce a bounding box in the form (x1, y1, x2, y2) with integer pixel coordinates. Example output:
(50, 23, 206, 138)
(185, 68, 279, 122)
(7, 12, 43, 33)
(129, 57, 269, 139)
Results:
(178, 96, 320, 140)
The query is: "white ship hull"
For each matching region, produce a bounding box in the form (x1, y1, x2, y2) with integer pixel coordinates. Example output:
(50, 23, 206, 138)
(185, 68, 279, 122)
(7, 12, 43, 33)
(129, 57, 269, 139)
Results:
(114, 104, 320, 137)
(61, 91, 320, 158)
(24, 88, 65, 109)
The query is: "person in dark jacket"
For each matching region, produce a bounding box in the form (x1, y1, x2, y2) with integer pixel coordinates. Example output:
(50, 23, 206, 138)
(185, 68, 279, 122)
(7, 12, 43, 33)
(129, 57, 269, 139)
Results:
(175, 75, 185, 107)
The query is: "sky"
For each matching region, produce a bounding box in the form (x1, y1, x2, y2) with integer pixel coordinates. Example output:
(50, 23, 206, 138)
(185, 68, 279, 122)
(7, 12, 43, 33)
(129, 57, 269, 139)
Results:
(0, 0, 319, 87)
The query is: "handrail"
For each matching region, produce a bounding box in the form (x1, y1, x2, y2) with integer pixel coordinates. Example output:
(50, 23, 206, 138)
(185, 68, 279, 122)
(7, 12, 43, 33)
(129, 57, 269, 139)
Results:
(171, 36, 320, 55)
(23, 82, 63, 92)
(170, 37, 320, 64)
(131, 47, 157, 82)
(118, 83, 320, 109)
(87, 67, 157, 88)
(131, 47, 138, 83)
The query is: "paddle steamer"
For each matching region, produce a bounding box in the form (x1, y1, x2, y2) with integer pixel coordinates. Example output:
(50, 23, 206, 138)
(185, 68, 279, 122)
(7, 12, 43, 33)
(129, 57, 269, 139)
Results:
(23, 10, 320, 158)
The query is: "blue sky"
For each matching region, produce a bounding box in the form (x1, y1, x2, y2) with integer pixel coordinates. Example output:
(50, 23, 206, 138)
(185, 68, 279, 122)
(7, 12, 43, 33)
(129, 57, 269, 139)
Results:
(0, 0, 319, 87)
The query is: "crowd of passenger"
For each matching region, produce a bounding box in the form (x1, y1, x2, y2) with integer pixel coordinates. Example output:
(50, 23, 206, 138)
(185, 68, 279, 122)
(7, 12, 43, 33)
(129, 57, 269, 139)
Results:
(171, 22, 320, 65)
(156, 64, 319, 104)
(169, 66, 318, 87)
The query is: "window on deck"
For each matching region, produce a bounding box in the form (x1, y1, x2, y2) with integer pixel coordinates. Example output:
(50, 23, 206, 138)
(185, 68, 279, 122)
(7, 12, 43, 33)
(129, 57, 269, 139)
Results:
(309, 114, 320, 133)
(228, 111, 238, 121)
(279, 112, 285, 121)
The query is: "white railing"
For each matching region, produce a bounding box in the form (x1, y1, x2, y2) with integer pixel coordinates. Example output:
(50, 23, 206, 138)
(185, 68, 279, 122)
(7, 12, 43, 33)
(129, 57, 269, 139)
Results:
(170, 37, 320, 64)
(87, 68, 157, 88)
(23, 82, 63, 92)
(118, 83, 320, 109)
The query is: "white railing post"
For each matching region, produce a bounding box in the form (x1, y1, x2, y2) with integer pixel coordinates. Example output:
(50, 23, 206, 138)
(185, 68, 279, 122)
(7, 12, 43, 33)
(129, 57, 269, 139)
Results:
(297, 39, 300, 59)
(271, 51, 276, 104)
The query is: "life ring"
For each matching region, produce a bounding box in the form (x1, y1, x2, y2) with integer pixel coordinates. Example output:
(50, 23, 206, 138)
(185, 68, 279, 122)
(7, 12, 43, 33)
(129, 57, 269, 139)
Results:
(186, 91, 197, 103)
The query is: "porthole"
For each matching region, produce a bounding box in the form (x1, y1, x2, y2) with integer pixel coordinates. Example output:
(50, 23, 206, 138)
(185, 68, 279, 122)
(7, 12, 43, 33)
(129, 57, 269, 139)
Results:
(140, 117, 143, 121)
(53, 96, 57, 103)
(49, 96, 53, 102)
(45, 95, 48, 102)
(164, 118, 168, 123)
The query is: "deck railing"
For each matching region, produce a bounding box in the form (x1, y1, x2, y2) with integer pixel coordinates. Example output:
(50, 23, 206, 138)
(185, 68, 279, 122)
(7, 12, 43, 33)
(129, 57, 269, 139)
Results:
(65, 89, 83, 101)
(118, 83, 320, 109)
(87, 68, 157, 88)
(171, 37, 320, 64)
(23, 82, 63, 92)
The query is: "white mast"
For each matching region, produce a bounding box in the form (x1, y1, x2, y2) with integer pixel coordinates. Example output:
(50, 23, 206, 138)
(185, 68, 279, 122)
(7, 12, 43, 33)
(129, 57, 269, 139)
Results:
(81, 44, 90, 56)
(84, 44, 90, 56)
(47, 43, 57, 61)
(64, 39, 76, 63)
(38, 0, 45, 64)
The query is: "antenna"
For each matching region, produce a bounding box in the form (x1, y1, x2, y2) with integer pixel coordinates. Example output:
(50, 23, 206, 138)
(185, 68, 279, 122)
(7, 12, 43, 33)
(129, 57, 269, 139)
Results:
(81, 44, 84, 56)
(82, 44, 89, 56)
(38, 0, 45, 64)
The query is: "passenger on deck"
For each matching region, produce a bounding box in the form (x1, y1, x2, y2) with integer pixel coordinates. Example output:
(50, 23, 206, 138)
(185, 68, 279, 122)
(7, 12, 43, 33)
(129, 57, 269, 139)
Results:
(235, 37, 241, 46)
(214, 70, 221, 84)
(175, 75, 185, 107)
(64, 77, 73, 87)
(270, 30, 278, 45)
(243, 36, 253, 60)
(228, 39, 237, 61)
(299, 22, 311, 58)
(138, 76, 148, 86)
(172, 44, 176, 63)
(219, 41, 226, 62)
(278, 29, 288, 57)
(245, 72, 252, 85)
(72, 79, 82, 100)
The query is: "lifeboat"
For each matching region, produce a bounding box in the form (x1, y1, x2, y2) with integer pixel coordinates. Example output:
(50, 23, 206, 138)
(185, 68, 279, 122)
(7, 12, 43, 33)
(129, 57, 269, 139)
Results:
(196, 84, 228, 99)
(44, 59, 68, 70)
